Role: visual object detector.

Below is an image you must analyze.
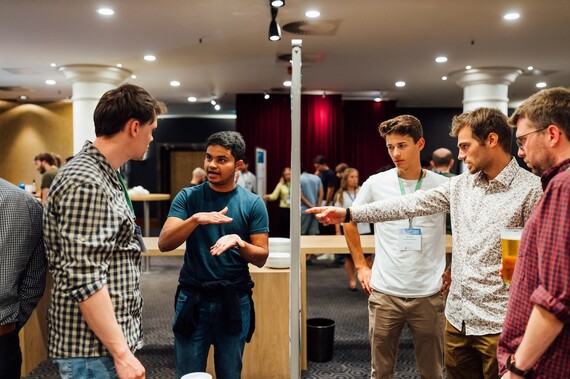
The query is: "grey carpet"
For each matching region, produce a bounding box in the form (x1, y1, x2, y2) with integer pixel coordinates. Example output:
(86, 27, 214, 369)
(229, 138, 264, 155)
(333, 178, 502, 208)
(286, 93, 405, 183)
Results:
(24, 257, 427, 378)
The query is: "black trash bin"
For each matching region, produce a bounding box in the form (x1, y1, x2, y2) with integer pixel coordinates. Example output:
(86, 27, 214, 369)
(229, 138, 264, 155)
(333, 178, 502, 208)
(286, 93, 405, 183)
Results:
(307, 318, 335, 362)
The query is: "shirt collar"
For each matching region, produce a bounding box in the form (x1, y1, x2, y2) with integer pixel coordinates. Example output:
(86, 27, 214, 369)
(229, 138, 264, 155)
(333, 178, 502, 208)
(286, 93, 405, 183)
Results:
(540, 158, 570, 190)
(81, 141, 122, 188)
(473, 157, 520, 189)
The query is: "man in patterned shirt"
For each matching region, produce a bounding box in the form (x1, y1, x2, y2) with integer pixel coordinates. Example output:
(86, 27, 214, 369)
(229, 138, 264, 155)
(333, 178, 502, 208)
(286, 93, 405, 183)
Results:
(0, 178, 46, 379)
(308, 107, 543, 379)
(498, 87, 570, 379)
(44, 83, 166, 378)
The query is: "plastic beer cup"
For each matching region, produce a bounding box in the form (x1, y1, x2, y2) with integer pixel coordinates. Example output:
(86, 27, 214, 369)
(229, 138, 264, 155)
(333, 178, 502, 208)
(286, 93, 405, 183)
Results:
(501, 228, 522, 284)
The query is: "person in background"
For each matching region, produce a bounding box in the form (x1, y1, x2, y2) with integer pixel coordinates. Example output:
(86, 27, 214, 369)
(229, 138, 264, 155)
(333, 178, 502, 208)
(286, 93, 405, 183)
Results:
(335, 162, 349, 183)
(158, 131, 269, 379)
(44, 83, 166, 379)
(308, 107, 543, 379)
(51, 152, 63, 168)
(497, 87, 570, 378)
(431, 148, 456, 177)
(300, 164, 324, 265)
(236, 156, 257, 193)
(0, 178, 46, 379)
(333, 167, 372, 291)
(189, 167, 206, 187)
(431, 147, 456, 234)
(34, 152, 58, 204)
(263, 167, 291, 238)
(314, 155, 336, 207)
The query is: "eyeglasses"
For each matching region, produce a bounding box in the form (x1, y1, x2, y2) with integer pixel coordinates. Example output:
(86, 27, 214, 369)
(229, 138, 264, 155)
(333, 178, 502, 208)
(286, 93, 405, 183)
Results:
(515, 127, 548, 149)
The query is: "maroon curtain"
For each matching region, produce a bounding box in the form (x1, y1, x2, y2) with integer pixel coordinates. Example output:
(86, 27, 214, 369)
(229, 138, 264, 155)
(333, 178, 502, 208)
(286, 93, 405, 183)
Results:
(342, 100, 397, 180)
(236, 94, 396, 235)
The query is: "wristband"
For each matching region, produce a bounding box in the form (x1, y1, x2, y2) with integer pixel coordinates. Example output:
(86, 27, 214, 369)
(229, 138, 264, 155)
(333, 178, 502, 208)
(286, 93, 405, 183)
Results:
(506, 354, 532, 378)
(344, 207, 351, 223)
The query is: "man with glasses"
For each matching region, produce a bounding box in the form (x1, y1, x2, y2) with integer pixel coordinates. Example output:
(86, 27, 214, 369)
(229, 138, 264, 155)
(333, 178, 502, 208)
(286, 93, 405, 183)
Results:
(308, 107, 543, 379)
(498, 87, 570, 378)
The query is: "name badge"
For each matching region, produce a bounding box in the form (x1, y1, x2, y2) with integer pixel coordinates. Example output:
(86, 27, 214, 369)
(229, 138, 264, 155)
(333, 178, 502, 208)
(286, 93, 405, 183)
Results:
(134, 225, 148, 253)
(399, 228, 422, 251)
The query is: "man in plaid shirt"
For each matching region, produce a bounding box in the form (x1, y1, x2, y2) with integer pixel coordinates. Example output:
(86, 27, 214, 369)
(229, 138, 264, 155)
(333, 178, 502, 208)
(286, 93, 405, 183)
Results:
(44, 83, 166, 378)
(498, 87, 570, 378)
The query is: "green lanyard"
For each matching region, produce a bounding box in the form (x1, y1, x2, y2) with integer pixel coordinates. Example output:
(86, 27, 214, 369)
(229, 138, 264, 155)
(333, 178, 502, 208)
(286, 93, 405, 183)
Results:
(397, 169, 424, 228)
(116, 171, 134, 214)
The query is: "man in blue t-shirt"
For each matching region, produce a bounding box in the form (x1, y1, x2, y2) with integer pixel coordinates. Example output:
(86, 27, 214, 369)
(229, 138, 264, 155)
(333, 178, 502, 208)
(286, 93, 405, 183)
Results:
(158, 131, 269, 379)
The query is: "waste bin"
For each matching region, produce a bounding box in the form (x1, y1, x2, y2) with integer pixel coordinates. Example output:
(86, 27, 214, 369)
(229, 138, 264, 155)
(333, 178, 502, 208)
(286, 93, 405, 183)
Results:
(307, 318, 335, 362)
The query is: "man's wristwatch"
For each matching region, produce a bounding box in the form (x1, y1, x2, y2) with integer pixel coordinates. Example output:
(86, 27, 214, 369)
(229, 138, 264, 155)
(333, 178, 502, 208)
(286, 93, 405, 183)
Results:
(344, 207, 351, 223)
(506, 354, 532, 378)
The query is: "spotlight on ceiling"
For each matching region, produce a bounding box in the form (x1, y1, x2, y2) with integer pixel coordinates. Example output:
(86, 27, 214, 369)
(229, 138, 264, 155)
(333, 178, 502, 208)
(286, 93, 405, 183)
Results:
(270, 0, 284, 7)
(268, 6, 281, 41)
(264, 93, 270, 100)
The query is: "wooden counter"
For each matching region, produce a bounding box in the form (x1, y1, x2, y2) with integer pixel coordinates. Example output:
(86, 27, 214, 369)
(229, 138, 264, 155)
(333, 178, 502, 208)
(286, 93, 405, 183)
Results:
(145, 238, 291, 378)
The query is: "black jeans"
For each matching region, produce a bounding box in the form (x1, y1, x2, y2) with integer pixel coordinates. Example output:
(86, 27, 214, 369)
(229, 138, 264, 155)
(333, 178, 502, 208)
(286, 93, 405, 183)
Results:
(0, 329, 22, 379)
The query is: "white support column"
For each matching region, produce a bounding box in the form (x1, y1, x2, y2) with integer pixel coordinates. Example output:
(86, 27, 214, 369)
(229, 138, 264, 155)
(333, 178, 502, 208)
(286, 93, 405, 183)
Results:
(449, 67, 523, 172)
(449, 66, 523, 113)
(290, 39, 303, 379)
(58, 64, 132, 153)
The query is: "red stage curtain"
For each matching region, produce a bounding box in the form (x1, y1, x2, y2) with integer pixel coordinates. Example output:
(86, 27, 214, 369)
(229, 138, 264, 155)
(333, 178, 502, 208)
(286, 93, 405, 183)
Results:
(236, 94, 396, 235)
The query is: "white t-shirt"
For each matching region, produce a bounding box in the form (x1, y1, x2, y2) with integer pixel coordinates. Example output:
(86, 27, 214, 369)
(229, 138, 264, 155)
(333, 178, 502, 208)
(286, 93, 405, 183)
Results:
(353, 168, 447, 297)
(236, 171, 257, 193)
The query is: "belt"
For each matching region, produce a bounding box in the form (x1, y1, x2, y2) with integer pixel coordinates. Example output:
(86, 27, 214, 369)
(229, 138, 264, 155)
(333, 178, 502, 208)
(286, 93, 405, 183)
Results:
(0, 323, 16, 336)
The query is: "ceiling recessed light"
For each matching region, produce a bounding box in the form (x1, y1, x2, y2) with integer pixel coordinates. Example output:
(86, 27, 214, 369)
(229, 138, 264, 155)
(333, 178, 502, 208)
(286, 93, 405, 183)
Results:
(536, 82, 547, 88)
(435, 56, 448, 63)
(283, 80, 292, 87)
(305, 10, 320, 18)
(442, 76, 448, 81)
(188, 96, 197, 102)
(395, 81, 406, 87)
(465, 65, 472, 70)
(130, 74, 137, 79)
(210, 99, 217, 105)
(116, 63, 122, 68)
(50, 63, 56, 68)
(374, 97, 381, 102)
(527, 66, 534, 71)
(503, 12, 520, 21)
(45, 79, 56, 85)
(264, 93, 270, 100)
(170, 81, 181, 87)
(214, 104, 221, 111)
(19, 95, 28, 100)
(270, 0, 284, 7)
(144, 55, 156, 62)
(97, 8, 114, 16)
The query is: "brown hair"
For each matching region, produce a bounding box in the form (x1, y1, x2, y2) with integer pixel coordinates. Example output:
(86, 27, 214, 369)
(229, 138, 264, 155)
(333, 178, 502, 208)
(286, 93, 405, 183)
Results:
(378, 115, 423, 142)
(450, 108, 511, 153)
(34, 152, 56, 166)
(334, 167, 358, 206)
(509, 87, 570, 140)
(94, 83, 167, 137)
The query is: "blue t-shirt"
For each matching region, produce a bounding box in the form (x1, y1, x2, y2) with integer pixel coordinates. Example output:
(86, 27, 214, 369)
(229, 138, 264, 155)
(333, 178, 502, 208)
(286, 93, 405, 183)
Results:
(168, 182, 269, 283)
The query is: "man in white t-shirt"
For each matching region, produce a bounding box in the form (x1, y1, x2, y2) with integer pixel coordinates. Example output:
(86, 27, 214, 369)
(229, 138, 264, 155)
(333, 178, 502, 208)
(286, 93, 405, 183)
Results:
(236, 156, 256, 193)
(342, 115, 448, 378)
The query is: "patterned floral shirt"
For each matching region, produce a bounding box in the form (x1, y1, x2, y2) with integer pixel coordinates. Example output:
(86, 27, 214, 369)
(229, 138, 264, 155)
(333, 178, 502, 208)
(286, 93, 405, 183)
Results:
(351, 158, 543, 335)
(43, 141, 143, 358)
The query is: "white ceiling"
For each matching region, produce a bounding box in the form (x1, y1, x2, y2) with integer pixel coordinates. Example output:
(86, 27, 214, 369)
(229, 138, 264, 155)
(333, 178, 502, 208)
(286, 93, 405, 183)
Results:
(1, 0, 569, 115)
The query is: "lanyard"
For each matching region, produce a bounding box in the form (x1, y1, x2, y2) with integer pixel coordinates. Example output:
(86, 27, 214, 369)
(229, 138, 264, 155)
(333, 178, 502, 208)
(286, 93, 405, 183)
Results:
(116, 171, 134, 214)
(397, 170, 424, 227)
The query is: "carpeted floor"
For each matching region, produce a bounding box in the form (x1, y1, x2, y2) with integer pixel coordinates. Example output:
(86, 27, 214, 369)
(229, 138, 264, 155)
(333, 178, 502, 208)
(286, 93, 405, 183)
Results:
(24, 256, 429, 378)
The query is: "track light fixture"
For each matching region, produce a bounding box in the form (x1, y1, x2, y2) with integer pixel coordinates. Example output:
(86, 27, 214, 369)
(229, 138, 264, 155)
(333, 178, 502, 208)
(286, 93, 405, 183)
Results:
(268, 6, 281, 41)
(270, 0, 284, 7)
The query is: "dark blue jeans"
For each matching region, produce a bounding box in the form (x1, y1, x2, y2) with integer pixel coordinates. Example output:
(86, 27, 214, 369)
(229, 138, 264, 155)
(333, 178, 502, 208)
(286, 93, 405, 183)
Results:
(0, 329, 21, 379)
(173, 289, 250, 379)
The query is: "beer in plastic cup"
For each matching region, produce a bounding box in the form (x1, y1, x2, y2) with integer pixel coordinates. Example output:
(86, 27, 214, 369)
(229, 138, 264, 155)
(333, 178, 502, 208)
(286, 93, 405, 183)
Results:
(501, 228, 522, 284)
